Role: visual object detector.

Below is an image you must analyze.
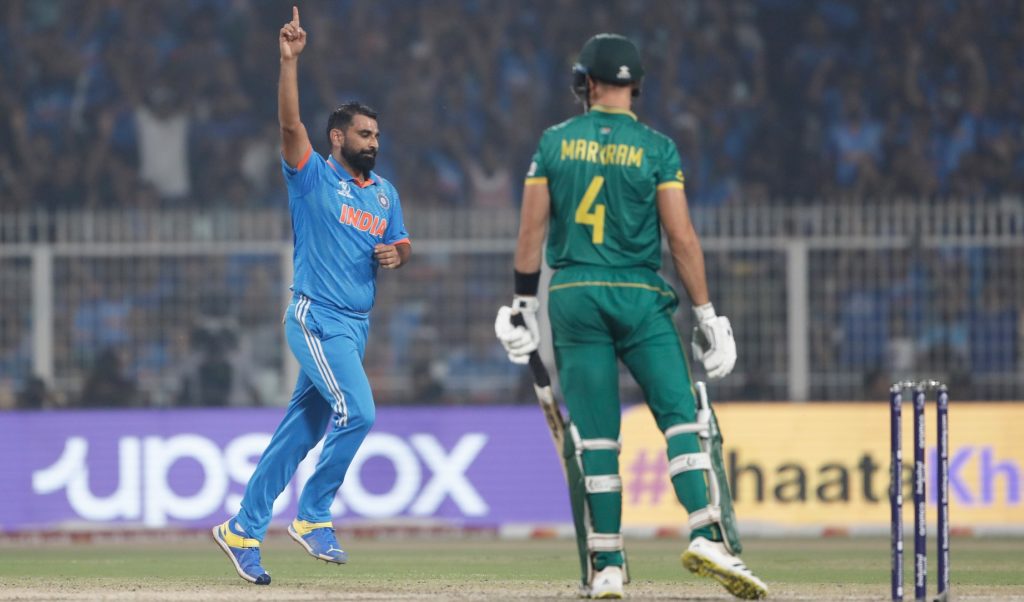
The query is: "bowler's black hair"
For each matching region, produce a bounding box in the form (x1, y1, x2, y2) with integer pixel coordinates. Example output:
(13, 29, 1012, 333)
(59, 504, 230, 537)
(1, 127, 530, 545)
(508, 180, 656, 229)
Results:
(326, 102, 379, 147)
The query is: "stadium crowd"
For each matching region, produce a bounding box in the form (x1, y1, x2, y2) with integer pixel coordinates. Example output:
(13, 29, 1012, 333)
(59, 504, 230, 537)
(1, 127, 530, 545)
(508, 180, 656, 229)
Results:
(1, 0, 1022, 408)
(1, 0, 1022, 212)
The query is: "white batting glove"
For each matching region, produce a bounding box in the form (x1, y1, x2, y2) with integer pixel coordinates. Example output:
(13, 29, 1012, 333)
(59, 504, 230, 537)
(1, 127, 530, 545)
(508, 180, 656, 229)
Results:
(494, 296, 540, 364)
(691, 302, 737, 380)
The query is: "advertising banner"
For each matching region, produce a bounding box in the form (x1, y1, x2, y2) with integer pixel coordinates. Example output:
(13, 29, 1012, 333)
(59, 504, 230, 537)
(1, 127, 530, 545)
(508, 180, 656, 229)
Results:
(1, 403, 1021, 532)
(621, 402, 1024, 529)
(0, 407, 569, 531)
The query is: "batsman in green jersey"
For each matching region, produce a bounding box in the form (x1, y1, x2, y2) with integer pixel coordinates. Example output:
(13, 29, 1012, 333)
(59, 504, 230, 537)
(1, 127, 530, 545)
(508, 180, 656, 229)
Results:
(495, 34, 767, 600)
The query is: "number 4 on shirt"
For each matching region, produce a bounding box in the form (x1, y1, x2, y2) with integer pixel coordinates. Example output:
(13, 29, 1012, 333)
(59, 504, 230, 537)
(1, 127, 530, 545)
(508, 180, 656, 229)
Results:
(575, 175, 605, 244)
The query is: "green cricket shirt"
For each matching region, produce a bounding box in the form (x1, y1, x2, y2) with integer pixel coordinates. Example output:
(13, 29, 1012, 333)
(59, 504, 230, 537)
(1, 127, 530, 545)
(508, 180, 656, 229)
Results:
(525, 105, 685, 271)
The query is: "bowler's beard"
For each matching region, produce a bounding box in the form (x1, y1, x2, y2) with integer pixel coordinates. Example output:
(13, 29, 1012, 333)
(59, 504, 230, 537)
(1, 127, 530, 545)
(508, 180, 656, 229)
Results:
(342, 145, 376, 177)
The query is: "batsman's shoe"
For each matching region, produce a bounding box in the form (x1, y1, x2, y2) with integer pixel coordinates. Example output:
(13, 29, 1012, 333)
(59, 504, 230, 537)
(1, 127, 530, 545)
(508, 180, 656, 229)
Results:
(288, 519, 348, 564)
(211, 520, 270, 585)
(588, 566, 624, 599)
(681, 537, 767, 600)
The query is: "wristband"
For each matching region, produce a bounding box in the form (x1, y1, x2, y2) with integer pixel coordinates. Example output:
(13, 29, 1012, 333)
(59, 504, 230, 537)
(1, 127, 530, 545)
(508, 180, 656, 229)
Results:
(514, 270, 541, 296)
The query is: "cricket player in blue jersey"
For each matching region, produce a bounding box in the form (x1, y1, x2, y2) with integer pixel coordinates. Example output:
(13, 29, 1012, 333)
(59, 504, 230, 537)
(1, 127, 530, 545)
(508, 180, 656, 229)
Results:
(212, 6, 410, 585)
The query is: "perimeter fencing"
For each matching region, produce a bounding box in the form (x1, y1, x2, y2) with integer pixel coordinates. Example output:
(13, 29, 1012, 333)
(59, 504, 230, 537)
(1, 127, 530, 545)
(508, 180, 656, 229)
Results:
(0, 200, 1022, 408)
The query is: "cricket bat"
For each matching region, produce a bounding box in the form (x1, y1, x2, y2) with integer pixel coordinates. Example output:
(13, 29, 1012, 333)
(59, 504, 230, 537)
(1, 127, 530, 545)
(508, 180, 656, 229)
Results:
(511, 313, 566, 459)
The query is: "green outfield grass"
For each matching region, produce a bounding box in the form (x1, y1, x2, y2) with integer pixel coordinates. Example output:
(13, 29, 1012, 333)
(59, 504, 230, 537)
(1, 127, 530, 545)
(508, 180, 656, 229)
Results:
(0, 535, 1021, 600)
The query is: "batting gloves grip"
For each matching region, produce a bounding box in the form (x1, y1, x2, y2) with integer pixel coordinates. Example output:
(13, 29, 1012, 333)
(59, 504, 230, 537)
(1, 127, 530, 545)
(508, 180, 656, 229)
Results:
(691, 302, 737, 380)
(494, 296, 541, 364)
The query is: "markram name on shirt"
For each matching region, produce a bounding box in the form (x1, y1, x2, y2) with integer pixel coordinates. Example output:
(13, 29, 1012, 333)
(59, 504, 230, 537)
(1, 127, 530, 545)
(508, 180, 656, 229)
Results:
(560, 139, 644, 167)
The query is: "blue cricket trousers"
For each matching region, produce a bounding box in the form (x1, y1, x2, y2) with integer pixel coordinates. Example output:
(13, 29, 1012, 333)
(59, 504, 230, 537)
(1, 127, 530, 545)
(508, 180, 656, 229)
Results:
(236, 294, 375, 540)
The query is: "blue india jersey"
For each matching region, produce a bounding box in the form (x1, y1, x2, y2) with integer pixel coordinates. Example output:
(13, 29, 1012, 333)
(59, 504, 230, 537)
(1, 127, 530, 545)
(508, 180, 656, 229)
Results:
(282, 146, 410, 313)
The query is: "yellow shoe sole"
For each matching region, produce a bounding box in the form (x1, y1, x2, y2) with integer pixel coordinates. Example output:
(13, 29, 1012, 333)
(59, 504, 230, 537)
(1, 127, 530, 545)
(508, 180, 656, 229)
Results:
(681, 550, 767, 600)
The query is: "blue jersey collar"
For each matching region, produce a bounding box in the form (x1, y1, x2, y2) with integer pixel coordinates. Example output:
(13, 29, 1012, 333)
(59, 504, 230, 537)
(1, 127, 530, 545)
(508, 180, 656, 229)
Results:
(328, 154, 376, 188)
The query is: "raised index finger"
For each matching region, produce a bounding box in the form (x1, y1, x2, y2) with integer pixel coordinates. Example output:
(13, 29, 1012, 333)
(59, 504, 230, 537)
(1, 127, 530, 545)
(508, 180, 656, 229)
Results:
(292, 5, 300, 25)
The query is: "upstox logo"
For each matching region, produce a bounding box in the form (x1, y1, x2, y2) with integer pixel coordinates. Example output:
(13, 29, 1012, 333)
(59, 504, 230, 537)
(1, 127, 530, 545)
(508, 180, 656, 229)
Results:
(32, 432, 488, 527)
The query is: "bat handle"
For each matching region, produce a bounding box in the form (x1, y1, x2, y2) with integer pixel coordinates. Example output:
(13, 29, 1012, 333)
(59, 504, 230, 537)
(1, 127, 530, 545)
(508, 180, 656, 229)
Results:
(510, 312, 551, 387)
(527, 352, 551, 387)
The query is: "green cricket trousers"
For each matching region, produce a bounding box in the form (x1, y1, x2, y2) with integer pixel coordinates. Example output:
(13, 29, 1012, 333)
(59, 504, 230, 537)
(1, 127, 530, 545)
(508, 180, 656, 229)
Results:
(548, 265, 717, 568)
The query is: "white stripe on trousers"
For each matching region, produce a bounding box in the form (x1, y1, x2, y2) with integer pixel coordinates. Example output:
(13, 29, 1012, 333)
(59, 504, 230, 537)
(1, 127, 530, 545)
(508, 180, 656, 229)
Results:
(295, 295, 348, 426)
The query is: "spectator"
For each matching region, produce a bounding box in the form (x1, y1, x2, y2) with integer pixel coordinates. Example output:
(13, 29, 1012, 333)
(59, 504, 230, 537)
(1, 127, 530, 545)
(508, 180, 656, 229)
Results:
(0, 313, 31, 400)
(177, 314, 258, 407)
(71, 279, 132, 369)
(133, 83, 192, 202)
(17, 375, 50, 410)
(460, 139, 514, 209)
(0, 1, 1022, 209)
(78, 346, 140, 408)
(829, 95, 883, 193)
(1, 0, 1023, 407)
(970, 282, 1018, 374)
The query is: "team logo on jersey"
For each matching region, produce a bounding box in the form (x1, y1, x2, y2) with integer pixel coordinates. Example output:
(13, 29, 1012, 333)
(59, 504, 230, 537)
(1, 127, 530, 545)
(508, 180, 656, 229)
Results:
(337, 180, 354, 199)
(616, 65, 631, 80)
(526, 161, 538, 177)
(377, 191, 390, 209)
(340, 203, 388, 237)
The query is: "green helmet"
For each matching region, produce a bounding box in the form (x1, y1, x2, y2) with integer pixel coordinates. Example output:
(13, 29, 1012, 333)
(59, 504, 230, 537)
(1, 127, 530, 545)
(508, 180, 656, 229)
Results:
(572, 33, 645, 97)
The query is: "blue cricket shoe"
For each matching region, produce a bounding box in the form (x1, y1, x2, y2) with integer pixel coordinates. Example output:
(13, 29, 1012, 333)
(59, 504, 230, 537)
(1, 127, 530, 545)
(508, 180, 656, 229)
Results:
(212, 519, 271, 585)
(288, 519, 348, 564)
